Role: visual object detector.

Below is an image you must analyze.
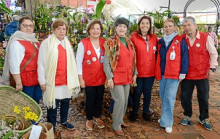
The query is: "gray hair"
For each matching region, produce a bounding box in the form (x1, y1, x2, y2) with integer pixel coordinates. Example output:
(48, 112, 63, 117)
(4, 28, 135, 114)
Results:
(182, 16, 196, 25)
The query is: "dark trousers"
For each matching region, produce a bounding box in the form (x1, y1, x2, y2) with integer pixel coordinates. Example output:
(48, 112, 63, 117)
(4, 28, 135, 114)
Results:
(85, 85, 104, 120)
(47, 98, 70, 131)
(181, 79, 209, 121)
(132, 76, 154, 114)
(23, 85, 42, 103)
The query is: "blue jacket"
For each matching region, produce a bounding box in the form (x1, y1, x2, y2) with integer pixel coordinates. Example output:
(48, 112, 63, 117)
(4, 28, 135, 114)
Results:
(158, 36, 189, 75)
(5, 21, 18, 37)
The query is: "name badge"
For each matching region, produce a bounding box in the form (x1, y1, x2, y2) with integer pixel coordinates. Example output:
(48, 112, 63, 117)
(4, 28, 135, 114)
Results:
(100, 56, 104, 63)
(170, 51, 176, 60)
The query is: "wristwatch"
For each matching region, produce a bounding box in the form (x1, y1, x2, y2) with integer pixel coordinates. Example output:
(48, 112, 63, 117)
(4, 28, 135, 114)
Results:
(210, 68, 216, 72)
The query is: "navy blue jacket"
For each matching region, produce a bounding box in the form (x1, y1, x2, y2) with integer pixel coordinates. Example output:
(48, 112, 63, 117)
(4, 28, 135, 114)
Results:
(158, 36, 189, 76)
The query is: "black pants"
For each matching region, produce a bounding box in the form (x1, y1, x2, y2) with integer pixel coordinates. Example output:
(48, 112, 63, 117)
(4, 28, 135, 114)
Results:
(181, 79, 209, 121)
(47, 98, 70, 131)
(85, 85, 105, 120)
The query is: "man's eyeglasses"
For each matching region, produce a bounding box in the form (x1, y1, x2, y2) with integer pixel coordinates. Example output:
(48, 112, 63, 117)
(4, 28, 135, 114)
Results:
(22, 24, 34, 28)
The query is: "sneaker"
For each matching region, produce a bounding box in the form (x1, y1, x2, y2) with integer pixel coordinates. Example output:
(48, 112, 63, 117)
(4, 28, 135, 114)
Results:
(86, 120, 93, 131)
(129, 113, 138, 123)
(94, 118, 105, 129)
(61, 122, 75, 130)
(114, 129, 124, 136)
(142, 113, 151, 122)
(180, 115, 190, 126)
(200, 119, 212, 131)
(165, 127, 172, 133)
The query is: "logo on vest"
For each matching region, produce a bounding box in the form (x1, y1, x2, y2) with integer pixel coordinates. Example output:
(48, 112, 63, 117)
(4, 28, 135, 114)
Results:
(196, 43, 200, 47)
(153, 46, 157, 50)
(87, 60, 91, 64)
(92, 57, 97, 62)
(87, 50, 91, 55)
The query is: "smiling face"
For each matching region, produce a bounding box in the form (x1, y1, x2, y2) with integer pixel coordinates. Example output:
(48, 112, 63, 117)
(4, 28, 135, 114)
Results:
(115, 24, 127, 37)
(163, 21, 176, 35)
(89, 23, 101, 39)
(53, 24, 67, 41)
(20, 19, 34, 35)
(139, 18, 150, 35)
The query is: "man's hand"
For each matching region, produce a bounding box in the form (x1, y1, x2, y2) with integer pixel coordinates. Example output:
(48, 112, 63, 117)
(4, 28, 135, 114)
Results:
(15, 83, 23, 92)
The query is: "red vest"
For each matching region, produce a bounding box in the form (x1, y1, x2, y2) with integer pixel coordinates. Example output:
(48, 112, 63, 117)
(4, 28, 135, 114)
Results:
(81, 37, 106, 86)
(183, 32, 210, 79)
(18, 40, 40, 86)
(113, 42, 135, 85)
(155, 35, 182, 80)
(130, 32, 157, 77)
(55, 44, 68, 86)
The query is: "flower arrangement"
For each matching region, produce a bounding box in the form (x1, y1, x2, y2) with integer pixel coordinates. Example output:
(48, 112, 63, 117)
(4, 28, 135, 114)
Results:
(0, 106, 38, 139)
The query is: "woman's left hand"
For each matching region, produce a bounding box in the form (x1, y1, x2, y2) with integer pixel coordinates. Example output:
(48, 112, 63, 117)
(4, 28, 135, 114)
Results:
(132, 75, 137, 86)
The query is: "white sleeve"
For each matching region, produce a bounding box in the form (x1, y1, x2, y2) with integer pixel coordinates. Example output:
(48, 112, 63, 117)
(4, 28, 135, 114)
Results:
(76, 42, 84, 75)
(9, 41, 25, 74)
(37, 40, 47, 85)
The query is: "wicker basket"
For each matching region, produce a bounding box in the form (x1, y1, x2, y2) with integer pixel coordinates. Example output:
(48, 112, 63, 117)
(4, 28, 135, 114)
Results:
(0, 85, 42, 134)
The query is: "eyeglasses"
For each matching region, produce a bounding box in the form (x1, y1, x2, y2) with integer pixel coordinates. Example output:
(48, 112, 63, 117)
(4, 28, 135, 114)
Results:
(22, 24, 34, 28)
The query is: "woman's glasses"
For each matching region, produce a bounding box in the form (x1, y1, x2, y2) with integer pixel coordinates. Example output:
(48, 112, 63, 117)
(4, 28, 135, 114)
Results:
(22, 24, 34, 28)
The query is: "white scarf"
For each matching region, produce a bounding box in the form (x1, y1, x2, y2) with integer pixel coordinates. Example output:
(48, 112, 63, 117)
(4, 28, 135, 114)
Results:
(42, 34, 80, 108)
(163, 32, 178, 47)
(2, 31, 38, 84)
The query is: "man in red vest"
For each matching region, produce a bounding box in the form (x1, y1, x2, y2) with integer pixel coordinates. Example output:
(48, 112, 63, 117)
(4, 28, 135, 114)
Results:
(180, 16, 218, 131)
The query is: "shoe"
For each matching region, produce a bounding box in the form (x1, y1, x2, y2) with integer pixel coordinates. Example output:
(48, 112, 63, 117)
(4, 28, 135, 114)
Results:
(114, 129, 124, 136)
(94, 118, 105, 129)
(86, 120, 93, 131)
(142, 113, 151, 122)
(121, 122, 129, 128)
(129, 113, 138, 122)
(165, 127, 172, 133)
(180, 115, 190, 126)
(200, 119, 212, 131)
(61, 122, 75, 130)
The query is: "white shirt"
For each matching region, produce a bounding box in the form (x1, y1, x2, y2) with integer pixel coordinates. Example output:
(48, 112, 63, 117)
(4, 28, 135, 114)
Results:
(76, 42, 101, 75)
(9, 41, 25, 74)
(38, 39, 72, 99)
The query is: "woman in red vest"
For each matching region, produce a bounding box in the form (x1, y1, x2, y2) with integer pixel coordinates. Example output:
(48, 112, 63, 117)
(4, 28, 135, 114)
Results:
(129, 15, 158, 122)
(76, 19, 106, 131)
(38, 19, 80, 132)
(104, 17, 137, 136)
(155, 18, 189, 133)
(3, 16, 42, 103)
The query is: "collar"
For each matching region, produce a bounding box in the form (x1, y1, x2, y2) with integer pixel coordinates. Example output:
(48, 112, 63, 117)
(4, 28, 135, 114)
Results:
(186, 31, 200, 40)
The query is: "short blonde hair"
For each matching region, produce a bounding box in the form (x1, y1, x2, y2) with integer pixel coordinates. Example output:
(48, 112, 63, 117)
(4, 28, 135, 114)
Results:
(164, 18, 176, 26)
(52, 18, 69, 31)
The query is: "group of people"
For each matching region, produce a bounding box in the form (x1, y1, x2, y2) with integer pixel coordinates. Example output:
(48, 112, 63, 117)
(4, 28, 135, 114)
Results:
(1, 14, 218, 136)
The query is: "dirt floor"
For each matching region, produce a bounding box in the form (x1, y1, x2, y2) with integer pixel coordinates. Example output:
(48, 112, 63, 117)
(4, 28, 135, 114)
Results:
(39, 62, 220, 139)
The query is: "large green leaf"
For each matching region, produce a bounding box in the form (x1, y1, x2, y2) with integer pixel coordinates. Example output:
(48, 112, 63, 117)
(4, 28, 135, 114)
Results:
(92, 0, 106, 19)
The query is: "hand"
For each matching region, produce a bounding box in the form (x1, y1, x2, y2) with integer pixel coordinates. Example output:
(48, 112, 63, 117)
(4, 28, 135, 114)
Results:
(207, 70, 214, 79)
(40, 84, 46, 92)
(107, 79, 114, 90)
(179, 74, 186, 81)
(16, 83, 23, 92)
(79, 78, 86, 88)
(132, 75, 137, 86)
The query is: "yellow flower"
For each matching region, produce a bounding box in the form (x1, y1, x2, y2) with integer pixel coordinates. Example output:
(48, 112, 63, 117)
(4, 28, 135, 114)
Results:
(13, 106, 21, 114)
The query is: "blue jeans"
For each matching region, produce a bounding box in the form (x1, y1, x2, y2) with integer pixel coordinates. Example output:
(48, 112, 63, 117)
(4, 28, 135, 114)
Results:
(47, 98, 70, 131)
(23, 85, 42, 103)
(132, 77, 154, 114)
(159, 76, 179, 127)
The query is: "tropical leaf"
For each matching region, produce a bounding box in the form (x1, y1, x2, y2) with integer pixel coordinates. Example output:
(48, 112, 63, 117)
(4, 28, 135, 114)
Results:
(92, 0, 106, 19)
(0, 0, 12, 15)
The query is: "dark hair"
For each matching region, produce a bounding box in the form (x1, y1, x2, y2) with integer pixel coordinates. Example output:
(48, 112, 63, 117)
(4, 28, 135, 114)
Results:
(137, 15, 152, 36)
(18, 16, 34, 30)
(114, 17, 129, 28)
(52, 18, 69, 31)
(86, 19, 103, 36)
